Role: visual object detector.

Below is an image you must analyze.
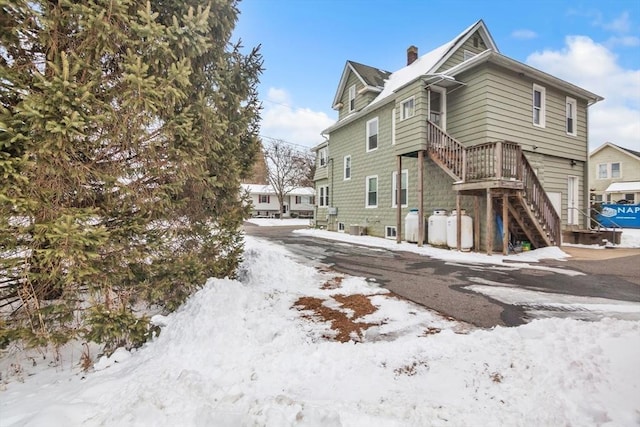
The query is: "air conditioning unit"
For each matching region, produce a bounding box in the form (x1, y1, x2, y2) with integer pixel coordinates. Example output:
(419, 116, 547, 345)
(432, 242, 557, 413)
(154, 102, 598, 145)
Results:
(349, 225, 365, 236)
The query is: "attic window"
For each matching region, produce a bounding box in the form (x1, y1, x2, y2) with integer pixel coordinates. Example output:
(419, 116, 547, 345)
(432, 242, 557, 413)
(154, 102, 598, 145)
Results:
(473, 37, 478, 48)
(348, 85, 356, 112)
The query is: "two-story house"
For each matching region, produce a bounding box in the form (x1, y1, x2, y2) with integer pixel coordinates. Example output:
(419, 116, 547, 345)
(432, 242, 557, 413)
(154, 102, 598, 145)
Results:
(314, 20, 603, 253)
(242, 184, 315, 218)
(589, 142, 640, 204)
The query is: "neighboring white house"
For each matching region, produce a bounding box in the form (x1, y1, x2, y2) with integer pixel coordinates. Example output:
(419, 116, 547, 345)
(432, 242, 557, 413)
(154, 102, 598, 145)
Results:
(242, 184, 315, 218)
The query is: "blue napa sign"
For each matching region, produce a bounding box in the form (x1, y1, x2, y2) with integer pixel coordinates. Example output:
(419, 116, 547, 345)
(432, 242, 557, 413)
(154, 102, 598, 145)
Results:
(596, 204, 640, 228)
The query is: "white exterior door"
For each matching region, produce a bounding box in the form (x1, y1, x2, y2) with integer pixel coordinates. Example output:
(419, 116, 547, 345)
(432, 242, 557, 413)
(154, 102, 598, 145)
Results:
(567, 176, 579, 225)
(428, 86, 446, 130)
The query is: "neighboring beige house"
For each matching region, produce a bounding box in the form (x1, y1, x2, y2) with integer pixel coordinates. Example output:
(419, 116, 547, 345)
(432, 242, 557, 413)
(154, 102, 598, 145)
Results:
(589, 142, 640, 204)
(314, 20, 603, 253)
(242, 184, 315, 218)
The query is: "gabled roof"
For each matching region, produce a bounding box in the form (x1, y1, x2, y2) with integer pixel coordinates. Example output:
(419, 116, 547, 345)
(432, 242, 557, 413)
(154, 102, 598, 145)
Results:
(331, 61, 391, 109)
(590, 142, 640, 161)
(325, 20, 499, 133)
(444, 50, 603, 104)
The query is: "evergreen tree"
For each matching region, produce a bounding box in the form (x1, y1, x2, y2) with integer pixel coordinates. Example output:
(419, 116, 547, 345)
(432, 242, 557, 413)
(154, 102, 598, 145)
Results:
(0, 0, 262, 352)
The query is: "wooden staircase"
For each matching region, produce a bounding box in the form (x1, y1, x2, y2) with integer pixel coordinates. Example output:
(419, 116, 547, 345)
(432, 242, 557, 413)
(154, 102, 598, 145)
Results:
(426, 121, 561, 248)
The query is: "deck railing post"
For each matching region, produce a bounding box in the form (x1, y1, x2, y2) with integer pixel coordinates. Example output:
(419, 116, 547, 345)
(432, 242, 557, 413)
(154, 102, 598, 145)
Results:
(495, 141, 503, 179)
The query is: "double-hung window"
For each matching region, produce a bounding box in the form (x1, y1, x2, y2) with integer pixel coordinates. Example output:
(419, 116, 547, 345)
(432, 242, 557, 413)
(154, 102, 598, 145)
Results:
(597, 163, 608, 179)
(258, 195, 270, 204)
(366, 118, 378, 152)
(532, 84, 546, 128)
(400, 97, 415, 120)
(344, 155, 351, 180)
(348, 85, 356, 112)
(318, 148, 327, 167)
(597, 162, 622, 179)
(318, 186, 329, 207)
(392, 170, 408, 208)
(611, 162, 621, 178)
(365, 175, 378, 208)
(566, 97, 577, 136)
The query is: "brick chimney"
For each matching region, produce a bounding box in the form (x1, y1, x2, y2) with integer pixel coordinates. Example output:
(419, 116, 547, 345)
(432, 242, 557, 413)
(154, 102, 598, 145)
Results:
(407, 45, 418, 65)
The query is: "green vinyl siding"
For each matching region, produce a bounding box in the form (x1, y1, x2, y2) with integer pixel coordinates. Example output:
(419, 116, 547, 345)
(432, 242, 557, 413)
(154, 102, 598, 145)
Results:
(327, 102, 423, 238)
(394, 80, 428, 155)
(337, 72, 380, 121)
(436, 30, 489, 72)
(446, 68, 490, 146)
(480, 64, 589, 160)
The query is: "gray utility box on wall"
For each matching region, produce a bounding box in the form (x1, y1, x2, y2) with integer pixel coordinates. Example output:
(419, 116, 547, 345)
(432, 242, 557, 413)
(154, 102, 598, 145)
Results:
(349, 225, 365, 236)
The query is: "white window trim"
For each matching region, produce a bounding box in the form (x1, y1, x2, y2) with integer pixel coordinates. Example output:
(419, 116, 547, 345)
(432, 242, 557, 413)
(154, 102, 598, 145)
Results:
(597, 163, 608, 180)
(428, 86, 447, 130)
(611, 162, 621, 179)
(365, 175, 378, 208)
(348, 85, 356, 113)
(318, 185, 329, 207)
(318, 147, 327, 167)
(391, 108, 396, 145)
(385, 226, 397, 239)
(392, 169, 409, 208)
(532, 84, 546, 128)
(366, 117, 379, 152)
(338, 222, 345, 233)
(566, 97, 577, 136)
(343, 155, 351, 181)
(400, 96, 415, 121)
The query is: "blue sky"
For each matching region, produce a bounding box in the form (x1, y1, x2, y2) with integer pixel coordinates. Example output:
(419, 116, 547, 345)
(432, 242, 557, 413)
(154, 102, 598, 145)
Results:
(234, 0, 640, 151)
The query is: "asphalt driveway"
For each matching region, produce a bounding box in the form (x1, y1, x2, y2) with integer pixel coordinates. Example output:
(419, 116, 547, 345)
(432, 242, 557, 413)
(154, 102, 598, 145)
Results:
(244, 223, 640, 328)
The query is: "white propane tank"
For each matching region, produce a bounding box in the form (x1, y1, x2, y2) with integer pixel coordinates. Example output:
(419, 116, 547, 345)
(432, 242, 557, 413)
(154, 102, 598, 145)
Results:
(405, 209, 419, 243)
(427, 209, 448, 246)
(446, 210, 473, 251)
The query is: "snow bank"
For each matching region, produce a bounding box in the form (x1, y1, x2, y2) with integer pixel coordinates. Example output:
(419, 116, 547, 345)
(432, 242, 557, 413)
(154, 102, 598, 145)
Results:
(1, 237, 638, 427)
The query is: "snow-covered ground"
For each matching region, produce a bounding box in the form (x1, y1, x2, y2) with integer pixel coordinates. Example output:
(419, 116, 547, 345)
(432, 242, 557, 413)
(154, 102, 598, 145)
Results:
(1, 232, 639, 427)
(246, 218, 312, 227)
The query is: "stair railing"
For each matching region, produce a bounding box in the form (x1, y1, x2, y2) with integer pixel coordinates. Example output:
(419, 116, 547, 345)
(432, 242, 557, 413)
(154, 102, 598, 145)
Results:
(520, 153, 561, 244)
(427, 121, 561, 246)
(426, 121, 464, 180)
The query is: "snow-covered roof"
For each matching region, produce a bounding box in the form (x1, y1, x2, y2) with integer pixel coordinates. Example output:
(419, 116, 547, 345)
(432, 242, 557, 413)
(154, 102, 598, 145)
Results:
(241, 183, 315, 196)
(604, 181, 640, 193)
(324, 19, 602, 135)
(324, 20, 496, 134)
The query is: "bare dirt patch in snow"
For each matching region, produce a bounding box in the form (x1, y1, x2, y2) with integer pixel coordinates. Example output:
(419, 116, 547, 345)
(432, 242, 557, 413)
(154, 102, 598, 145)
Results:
(293, 292, 380, 343)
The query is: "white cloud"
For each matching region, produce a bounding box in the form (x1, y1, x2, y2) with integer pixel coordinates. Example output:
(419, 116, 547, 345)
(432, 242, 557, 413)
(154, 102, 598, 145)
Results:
(527, 35, 640, 151)
(511, 29, 538, 40)
(606, 35, 640, 48)
(260, 88, 335, 149)
(601, 11, 631, 33)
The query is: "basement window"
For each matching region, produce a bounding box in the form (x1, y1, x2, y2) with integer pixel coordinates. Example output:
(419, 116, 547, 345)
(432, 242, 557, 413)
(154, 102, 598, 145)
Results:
(385, 226, 397, 239)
